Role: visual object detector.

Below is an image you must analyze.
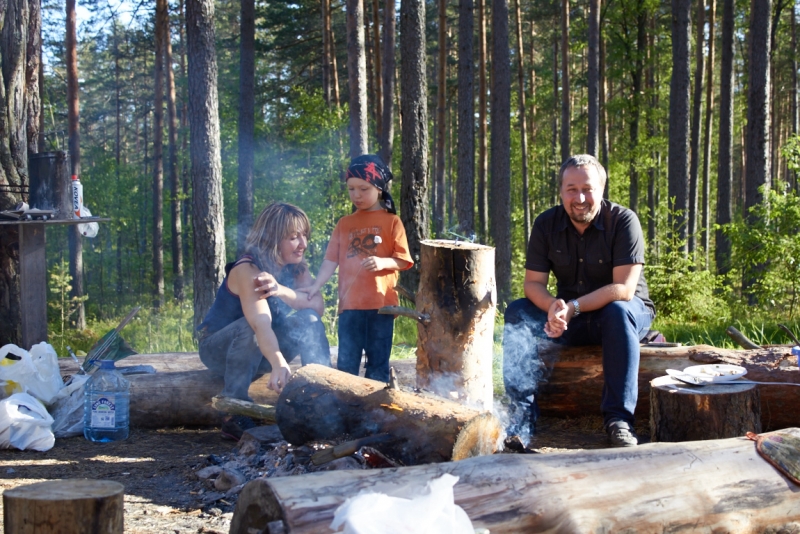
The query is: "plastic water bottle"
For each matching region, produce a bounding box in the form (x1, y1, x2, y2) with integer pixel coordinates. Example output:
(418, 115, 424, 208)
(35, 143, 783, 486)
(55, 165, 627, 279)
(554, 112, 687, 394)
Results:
(71, 174, 83, 219)
(83, 360, 130, 442)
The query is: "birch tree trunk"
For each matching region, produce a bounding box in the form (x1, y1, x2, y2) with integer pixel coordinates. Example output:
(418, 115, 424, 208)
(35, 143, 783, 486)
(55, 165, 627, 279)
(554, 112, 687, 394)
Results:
(187, 0, 226, 327)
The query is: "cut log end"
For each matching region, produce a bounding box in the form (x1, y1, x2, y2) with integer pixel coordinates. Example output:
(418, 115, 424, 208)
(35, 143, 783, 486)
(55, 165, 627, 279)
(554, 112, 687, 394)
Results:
(229, 478, 283, 534)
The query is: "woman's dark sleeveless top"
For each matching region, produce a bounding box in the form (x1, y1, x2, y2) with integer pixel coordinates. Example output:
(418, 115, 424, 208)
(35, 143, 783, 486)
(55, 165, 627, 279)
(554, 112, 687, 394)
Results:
(196, 255, 295, 337)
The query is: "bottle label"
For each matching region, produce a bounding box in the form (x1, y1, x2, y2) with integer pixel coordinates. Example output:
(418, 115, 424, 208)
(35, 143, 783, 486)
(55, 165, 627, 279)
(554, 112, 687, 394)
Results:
(90, 394, 116, 428)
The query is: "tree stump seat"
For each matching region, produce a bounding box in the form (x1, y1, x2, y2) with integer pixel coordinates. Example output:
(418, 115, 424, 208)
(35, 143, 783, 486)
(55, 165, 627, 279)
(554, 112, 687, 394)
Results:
(649, 375, 762, 442)
(3, 479, 124, 533)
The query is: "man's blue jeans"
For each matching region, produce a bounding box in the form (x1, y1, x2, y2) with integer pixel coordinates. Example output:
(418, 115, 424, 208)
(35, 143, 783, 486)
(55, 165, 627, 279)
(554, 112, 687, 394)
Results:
(503, 297, 653, 426)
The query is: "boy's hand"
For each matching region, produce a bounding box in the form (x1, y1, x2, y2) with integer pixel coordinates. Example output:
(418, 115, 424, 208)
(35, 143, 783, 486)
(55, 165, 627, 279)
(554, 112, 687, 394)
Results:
(362, 256, 389, 272)
(254, 272, 281, 299)
(298, 281, 322, 301)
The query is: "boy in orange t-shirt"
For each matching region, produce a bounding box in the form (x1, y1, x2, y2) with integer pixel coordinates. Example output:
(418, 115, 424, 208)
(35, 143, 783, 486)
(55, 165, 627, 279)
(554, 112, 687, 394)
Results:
(304, 155, 413, 381)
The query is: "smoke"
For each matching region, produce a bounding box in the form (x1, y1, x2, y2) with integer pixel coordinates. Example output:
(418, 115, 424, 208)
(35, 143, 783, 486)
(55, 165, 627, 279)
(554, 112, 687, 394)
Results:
(498, 317, 557, 446)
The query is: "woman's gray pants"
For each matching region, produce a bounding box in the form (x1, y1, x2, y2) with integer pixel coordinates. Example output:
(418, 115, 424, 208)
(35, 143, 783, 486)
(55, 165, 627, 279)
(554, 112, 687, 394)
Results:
(198, 309, 331, 401)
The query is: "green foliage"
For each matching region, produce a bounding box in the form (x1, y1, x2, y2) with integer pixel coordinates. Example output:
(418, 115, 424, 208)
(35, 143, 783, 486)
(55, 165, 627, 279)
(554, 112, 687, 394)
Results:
(645, 222, 726, 323)
(48, 261, 89, 354)
(726, 189, 800, 317)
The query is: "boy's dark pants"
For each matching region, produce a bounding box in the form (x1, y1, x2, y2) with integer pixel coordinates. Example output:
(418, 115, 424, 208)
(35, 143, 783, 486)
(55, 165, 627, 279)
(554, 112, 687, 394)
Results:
(337, 309, 393, 382)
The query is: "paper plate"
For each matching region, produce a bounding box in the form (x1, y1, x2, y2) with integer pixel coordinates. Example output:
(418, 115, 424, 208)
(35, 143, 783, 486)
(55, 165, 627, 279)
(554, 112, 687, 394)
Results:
(683, 364, 747, 383)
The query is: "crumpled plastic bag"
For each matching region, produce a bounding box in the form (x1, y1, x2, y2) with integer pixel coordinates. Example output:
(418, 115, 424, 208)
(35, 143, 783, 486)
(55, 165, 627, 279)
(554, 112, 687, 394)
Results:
(330, 473, 474, 534)
(0, 343, 63, 404)
(77, 205, 99, 238)
(0, 393, 55, 451)
(49, 374, 89, 438)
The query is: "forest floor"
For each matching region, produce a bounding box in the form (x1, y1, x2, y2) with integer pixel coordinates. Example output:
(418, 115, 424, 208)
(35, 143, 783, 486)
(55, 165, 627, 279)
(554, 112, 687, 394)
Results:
(0, 357, 648, 533)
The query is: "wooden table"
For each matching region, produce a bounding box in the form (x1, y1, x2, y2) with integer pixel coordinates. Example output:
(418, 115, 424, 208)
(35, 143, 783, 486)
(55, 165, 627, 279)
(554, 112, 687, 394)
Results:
(0, 217, 108, 348)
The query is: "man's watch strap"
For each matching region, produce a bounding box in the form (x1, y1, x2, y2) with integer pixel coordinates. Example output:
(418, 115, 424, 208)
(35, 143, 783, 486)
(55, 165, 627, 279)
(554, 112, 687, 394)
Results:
(571, 299, 581, 316)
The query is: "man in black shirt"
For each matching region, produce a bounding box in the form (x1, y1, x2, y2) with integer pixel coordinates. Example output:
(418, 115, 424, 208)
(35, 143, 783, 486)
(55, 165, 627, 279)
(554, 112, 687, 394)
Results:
(503, 155, 655, 447)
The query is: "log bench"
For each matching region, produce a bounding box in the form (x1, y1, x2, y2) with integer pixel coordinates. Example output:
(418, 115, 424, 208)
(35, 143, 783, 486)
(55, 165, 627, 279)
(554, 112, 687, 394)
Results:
(58, 344, 800, 431)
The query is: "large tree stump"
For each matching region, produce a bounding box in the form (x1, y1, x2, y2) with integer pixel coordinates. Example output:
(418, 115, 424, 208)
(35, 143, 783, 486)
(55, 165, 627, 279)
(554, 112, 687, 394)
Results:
(230, 435, 800, 534)
(650, 376, 762, 442)
(275, 364, 502, 465)
(3, 479, 124, 533)
(416, 240, 496, 409)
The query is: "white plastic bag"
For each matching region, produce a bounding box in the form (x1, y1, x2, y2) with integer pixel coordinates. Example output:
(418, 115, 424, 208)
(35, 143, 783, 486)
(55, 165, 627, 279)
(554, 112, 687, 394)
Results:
(77, 205, 99, 238)
(330, 474, 474, 534)
(0, 343, 63, 404)
(0, 393, 55, 451)
(49, 374, 89, 438)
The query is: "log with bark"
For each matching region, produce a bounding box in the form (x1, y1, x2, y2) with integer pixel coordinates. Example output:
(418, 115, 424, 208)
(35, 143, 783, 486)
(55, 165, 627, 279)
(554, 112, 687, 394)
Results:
(230, 434, 800, 534)
(414, 240, 496, 409)
(275, 364, 502, 465)
(534, 342, 799, 430)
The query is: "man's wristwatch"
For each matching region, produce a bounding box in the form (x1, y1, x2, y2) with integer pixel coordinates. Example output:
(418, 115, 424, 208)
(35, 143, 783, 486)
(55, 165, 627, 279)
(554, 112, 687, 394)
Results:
(571, 299, 581, 316)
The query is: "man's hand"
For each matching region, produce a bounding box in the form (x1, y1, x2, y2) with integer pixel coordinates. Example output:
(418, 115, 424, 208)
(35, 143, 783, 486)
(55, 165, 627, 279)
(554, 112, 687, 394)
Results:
(545, 299, 570, 338)
(268, 361, 292, 393)
(254, 272, 281, 300)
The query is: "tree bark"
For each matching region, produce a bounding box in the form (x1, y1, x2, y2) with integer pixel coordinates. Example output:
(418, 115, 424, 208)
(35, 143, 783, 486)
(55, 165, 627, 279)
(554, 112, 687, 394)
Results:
(490, 0, 511, 305)
(560, 0, 570, 164)
(153, 0, 167, 310)
(165, 6, 184, 301)
(587, 0, 600, 157)
(599, 33, 609, 175)
(347, 0, 368, 157)
(400, 0, 430, 291)
(514, 0, 530, 239)
(187, 0, 226, 327)
(456, 0, 475, 235)
(415, 240, 496, 409)
(238, 0, 255, 257)
(629, 0, 646, 214)
(322, 0, 331, 104)
(231, 436, 800, 534)
(650, 376, 761, 442)
(745, 0, 771, 220)
(701, 0, 715, 268)
(716, 0, 733, 276)
(434, 0, 447, 236)
(4, 480, 124, 534)
(25, 0, 41, 155)
(379, 0, 395, 165)
(371, 0, 382, 138)
(668, 0, 692, 255)
(275, 364, 501, 465)
(688, 0, 705, 256)
(477, 0, 488, 240)
(552, 36, 560, 200)
(66, 0, 85, 330)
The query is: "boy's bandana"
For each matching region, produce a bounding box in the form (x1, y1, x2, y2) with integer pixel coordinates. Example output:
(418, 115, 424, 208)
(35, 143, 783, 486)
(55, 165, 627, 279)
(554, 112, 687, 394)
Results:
(346, 155, 396, 214)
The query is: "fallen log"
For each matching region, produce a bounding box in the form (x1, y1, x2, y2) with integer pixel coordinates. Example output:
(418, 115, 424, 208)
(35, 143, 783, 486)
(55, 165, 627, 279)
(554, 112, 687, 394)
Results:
(275, 364, 502, 465)
(230, 434, 800, 534)
(536, 342, 800, 430)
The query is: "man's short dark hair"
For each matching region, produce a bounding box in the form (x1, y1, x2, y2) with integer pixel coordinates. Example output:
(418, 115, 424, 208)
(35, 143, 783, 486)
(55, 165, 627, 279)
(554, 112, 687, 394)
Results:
(557, 154, 608, 191)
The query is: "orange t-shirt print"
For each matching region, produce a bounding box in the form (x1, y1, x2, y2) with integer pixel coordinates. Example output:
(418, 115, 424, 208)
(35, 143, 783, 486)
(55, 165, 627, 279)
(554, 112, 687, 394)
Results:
(324, 210, 413, 313)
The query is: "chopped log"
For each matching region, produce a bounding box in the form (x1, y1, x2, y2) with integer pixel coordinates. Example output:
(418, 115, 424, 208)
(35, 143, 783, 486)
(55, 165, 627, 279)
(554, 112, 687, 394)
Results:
(535, 342, 800, 430)
(4, 479, 124, 534)
(275, 364, 502, 465)
(416, 240, 497, 409)
(230, 435, 800, 534)
(212, 396, 276, 423)
(649, 375, 762, 441)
